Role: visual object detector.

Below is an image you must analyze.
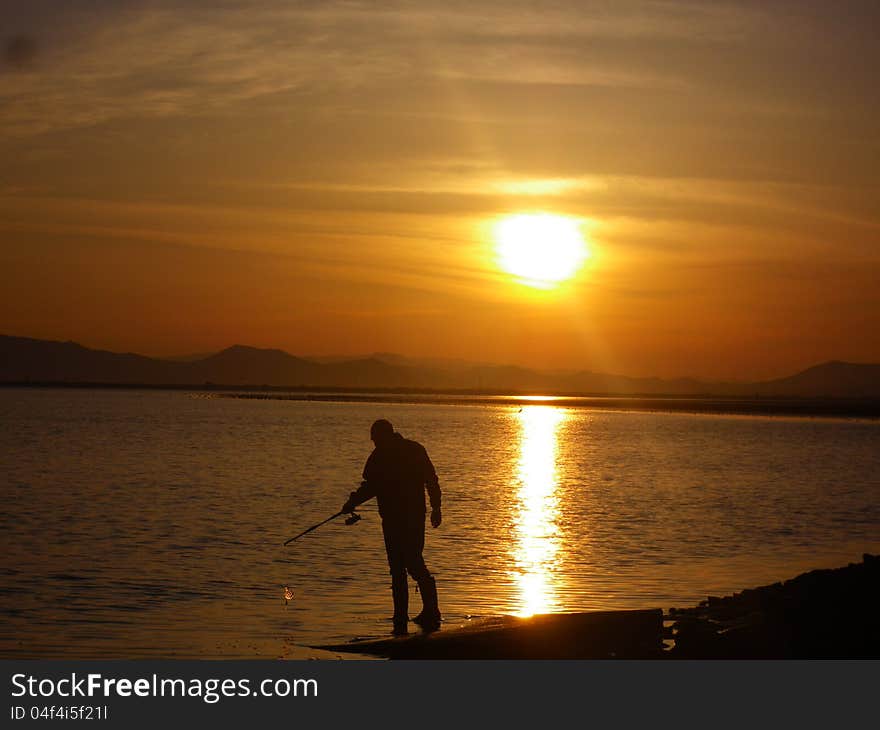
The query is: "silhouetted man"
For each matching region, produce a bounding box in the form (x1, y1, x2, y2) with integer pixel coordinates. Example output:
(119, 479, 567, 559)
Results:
(342, 419, 442, 635)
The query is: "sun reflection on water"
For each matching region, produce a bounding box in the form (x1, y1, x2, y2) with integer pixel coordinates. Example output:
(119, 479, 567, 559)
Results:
(511, 405, 567, 616)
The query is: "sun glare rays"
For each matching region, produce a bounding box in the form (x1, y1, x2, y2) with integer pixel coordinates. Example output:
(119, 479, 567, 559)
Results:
(511, 405, 567, 617)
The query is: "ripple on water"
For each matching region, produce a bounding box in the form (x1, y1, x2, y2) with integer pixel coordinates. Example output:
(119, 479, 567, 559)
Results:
(1, 389, 878, 656)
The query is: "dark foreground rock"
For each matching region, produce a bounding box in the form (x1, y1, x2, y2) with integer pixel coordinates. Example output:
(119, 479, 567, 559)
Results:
(669, 554, 879, 658)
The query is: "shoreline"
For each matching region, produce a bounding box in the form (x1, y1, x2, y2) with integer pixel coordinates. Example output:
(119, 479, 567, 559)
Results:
(319, 554, 880, 660)
(3, 382, 879, 419)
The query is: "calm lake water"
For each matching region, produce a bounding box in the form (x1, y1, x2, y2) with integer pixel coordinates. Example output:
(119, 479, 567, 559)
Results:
(1, 388, 878, 658)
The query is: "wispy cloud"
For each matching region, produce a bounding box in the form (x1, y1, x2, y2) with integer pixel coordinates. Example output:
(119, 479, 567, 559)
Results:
(0, 0, 765, 137)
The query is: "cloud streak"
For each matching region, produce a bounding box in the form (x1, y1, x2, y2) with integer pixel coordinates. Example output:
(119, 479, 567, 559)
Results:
(0, 0, 766, 136)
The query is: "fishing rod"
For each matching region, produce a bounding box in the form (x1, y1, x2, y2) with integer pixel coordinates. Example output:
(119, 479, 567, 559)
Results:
(283, 510, 362, 546)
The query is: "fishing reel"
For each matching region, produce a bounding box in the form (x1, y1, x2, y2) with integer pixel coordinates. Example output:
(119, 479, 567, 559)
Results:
(344, 512, 362, 526)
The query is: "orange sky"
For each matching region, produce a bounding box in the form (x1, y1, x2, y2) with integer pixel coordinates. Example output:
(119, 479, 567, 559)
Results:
(1, 1, 878, 380)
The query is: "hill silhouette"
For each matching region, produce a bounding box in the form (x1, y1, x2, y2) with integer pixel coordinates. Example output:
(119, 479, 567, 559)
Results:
(189, 345, 321, 385)
(751, 361, 880, 398)
(1, 335, 878, 397)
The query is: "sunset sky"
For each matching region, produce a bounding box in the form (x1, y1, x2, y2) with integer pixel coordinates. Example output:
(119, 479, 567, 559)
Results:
(2, 1, 878, 380)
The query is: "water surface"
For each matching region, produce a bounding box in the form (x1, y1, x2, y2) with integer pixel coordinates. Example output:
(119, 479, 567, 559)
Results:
(1, 388, 878, 657)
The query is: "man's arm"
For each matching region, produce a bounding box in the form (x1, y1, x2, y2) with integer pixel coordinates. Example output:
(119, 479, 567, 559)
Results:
(342, 480, 377, 513)
(423, 447, 442, 527)
(341, 453, 379, 512)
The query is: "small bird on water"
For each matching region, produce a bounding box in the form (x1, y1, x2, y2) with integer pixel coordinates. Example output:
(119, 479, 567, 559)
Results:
(283, 586, 294, 605)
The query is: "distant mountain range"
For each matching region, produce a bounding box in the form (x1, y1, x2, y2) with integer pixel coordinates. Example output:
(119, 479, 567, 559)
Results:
(2, 335, 879, 398)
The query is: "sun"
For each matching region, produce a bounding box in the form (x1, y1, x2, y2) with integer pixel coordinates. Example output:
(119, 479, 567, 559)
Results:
(493, 213, 589, 289)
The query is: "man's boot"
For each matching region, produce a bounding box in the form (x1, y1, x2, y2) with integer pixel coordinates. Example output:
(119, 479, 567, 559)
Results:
(413, 576, 441, 631)
(391, 577, 409, 635)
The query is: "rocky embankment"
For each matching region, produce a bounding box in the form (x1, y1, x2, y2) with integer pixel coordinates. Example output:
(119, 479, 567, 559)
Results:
(669, 554, 879, 658)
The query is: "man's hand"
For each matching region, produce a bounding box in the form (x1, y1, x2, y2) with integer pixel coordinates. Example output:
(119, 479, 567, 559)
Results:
(430, 508, 442, 528)
(342, 497, 357, 514)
